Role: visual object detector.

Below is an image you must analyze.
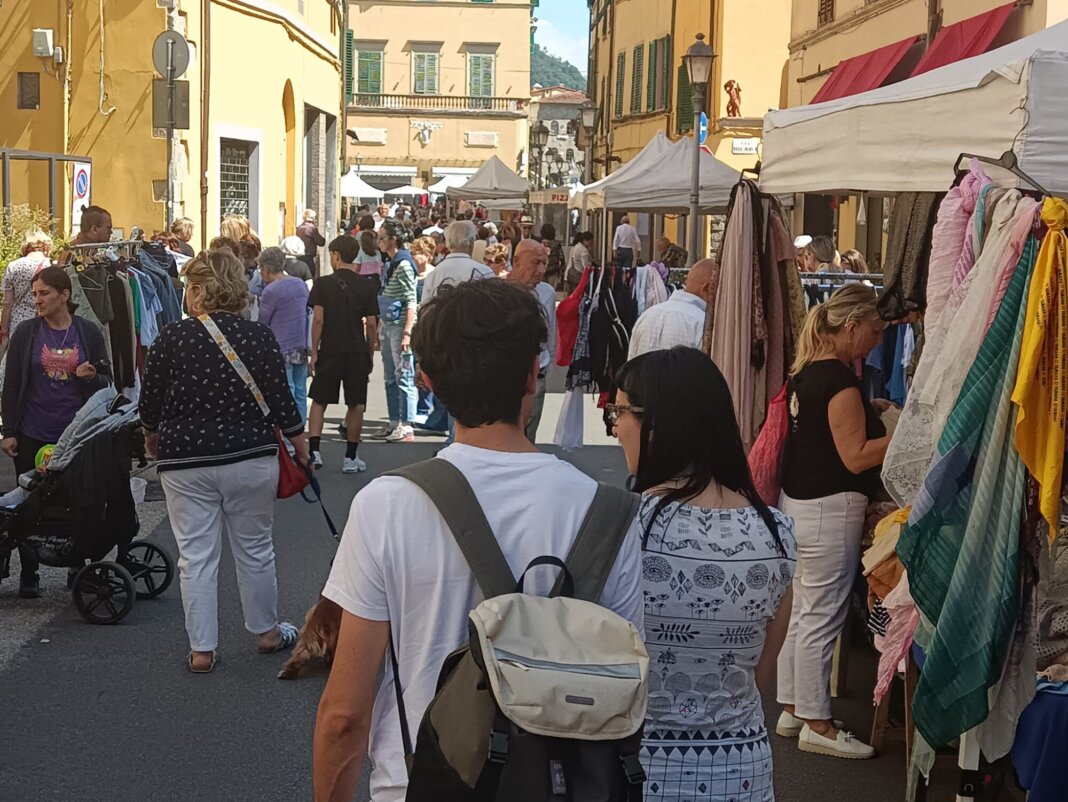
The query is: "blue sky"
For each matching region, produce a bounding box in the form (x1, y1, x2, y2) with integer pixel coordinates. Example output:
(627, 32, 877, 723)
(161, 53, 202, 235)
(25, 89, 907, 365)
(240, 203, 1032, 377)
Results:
(534, 0, 590, 75)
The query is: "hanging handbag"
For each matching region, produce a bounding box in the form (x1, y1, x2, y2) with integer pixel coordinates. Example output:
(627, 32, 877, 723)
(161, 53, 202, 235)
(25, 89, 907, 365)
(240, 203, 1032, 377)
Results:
(748, 383, 789, 506)
(198, 314, 310, 499)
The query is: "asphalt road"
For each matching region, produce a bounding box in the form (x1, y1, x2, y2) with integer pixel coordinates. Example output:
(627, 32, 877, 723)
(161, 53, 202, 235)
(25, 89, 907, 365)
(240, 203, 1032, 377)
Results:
(0, 364, 963, 802)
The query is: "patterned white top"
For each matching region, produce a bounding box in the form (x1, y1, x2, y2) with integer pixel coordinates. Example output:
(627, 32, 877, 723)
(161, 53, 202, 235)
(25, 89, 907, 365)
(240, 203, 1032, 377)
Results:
(639, 496, 797, 736)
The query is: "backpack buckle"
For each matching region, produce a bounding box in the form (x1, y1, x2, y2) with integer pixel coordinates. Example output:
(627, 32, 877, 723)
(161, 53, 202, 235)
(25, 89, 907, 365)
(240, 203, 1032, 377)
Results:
(620, 753, 646, 785)
(487, 730, 510, 764)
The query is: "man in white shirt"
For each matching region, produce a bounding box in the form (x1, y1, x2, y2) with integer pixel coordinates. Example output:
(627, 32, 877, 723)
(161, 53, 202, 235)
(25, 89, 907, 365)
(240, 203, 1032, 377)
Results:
(613, 215, 642, 269)
(509, 238, 557, 443)
(372, 203, 390, 230)
(312, 279, 642, 802)
(419, 220, 494, 306)
(628, 258, 716, 358)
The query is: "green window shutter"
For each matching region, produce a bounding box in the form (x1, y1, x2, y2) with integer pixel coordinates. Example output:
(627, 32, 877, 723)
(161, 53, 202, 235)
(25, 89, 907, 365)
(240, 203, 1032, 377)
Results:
(646, 39, 657, 111)
(630, 44, 643, 114)
(469, 54, 494, 97)
(660, 34, 671, 110)
(614, 52, 625, 118)
(676, 64, 692, 133)
(344, 30, 354, 101)
(358, 51, 382, 95)
(414, 53, 438, 94)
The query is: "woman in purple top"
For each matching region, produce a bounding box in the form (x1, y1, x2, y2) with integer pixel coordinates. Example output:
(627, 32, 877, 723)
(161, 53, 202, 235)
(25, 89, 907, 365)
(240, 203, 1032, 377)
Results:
(258, 247, 311, 423)
(0, 267, 110, 597)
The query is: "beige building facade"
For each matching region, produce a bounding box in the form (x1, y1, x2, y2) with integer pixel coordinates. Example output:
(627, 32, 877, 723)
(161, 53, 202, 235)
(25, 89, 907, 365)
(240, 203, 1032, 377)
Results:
(0, 0, 344, 249)
(587, 0, 791, 256)
(344, 0, 531, 191)
(786, 0, 1068, 257)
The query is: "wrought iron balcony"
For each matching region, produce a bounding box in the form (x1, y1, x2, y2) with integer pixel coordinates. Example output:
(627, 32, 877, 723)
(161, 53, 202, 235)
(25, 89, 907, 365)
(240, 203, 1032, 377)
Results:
(349, 93, 527, 114)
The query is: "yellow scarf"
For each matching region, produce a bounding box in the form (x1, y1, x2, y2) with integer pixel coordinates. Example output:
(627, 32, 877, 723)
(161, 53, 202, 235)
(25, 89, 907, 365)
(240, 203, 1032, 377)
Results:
(1012, 197, 1068, 539)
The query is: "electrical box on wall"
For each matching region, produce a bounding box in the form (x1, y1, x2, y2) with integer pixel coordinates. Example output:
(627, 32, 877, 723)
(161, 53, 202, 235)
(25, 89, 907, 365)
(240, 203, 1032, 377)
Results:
(32, 29, 55, 58)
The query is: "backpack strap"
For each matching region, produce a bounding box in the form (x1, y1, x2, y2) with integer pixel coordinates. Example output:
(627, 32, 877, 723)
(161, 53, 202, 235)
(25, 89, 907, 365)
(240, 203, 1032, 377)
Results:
(385, 459, 516, 599)
(554, 482, 640, 603)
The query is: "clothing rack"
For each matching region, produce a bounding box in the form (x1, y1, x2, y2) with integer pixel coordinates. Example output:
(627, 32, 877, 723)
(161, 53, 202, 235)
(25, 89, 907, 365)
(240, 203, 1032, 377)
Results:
(66, 240, 144, 260)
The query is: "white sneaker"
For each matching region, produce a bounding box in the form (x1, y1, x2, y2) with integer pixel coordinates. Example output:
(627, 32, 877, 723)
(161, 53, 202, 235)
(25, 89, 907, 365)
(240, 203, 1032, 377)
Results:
(342, 456, 367, 474)
(775, 711, 844, 738)
(310, 450, 323, 469)
(797, 724, 875, 759)
(385, 424, 415, 443)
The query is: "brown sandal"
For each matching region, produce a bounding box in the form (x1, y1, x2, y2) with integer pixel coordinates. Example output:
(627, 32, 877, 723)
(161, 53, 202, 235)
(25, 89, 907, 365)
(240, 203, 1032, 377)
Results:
(187, 651, 218, 673)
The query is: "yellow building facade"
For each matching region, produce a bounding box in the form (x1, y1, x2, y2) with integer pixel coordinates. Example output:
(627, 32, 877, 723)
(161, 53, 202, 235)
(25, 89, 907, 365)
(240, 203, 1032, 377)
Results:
(587, 0, 791, 254)
(786, 0, 1068, 256)
(344, 0, 531, 191)
(0, 0, 344, 249)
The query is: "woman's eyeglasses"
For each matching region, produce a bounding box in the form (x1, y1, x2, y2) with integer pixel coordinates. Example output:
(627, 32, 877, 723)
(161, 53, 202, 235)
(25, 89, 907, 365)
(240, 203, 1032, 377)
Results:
(605, 403, 644, 425)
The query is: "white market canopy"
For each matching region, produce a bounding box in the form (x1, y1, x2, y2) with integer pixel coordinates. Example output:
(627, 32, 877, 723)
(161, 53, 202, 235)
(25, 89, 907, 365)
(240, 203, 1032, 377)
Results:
(571, 132, 673, 210)
(384, 184, 429, 196)
(760, 19, 1068, 195)
(427, 175, 468, 194)
(604, 135, 742, 213)
(446, 155, 529, 202)
(340, 169, 383, 199)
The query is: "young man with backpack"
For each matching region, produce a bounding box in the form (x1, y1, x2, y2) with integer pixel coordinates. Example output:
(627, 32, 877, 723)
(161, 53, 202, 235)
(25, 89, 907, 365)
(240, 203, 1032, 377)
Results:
(313, 279, 645, 802)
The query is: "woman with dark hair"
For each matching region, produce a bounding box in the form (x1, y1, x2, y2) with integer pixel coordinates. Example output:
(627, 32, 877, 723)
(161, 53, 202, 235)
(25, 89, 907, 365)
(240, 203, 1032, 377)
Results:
(565, 231, 594, 293)
(612, 347, 796, 802)
(0, 266, 111, 598)
(374, 219, 419, 443)
(541, 223, 564, 290)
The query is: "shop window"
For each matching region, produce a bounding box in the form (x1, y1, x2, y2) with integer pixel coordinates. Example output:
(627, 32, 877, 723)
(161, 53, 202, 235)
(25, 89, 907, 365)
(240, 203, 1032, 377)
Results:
(220, 138, 258, 223)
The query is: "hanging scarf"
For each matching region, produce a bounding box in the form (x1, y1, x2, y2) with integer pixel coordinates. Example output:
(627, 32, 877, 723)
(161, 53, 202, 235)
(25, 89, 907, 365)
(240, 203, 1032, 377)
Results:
(1012, 197, 1068, 540)
(896, 237, 1033, 750)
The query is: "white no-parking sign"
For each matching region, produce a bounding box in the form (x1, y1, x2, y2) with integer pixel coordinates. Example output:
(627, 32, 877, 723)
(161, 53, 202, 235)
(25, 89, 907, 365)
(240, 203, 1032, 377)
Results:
(70, 162, 92, 227)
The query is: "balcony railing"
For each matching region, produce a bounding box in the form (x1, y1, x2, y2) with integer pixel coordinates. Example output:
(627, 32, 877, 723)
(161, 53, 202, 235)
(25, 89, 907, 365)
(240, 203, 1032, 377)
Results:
(350, 93, 527, 113)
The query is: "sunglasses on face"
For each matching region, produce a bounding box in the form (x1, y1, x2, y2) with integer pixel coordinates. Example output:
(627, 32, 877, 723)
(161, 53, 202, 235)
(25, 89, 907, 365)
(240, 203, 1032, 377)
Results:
(605, 403, 644, 425)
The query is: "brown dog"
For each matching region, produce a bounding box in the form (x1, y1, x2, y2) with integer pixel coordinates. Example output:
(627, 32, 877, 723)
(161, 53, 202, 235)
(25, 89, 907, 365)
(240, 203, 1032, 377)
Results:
(278, 597, 342, 679)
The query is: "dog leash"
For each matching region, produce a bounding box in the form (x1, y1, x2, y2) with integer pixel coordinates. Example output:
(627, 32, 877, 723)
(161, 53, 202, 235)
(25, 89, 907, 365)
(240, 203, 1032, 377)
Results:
(299, 468, 341, 542)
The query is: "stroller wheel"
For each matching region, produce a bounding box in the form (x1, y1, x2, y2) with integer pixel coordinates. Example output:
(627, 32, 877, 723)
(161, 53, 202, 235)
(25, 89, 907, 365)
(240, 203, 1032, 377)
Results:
(119, 541, 175, 600)
(72, 562, 136, 625)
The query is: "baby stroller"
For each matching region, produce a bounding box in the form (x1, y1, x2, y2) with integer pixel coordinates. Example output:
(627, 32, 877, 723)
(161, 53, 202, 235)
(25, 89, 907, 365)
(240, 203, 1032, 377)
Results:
(0, 390, 175, 624)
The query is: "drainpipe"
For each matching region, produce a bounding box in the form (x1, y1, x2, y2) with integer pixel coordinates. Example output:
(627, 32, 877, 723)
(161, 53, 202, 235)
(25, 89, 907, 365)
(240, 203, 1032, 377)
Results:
(199, 0, 211, 250)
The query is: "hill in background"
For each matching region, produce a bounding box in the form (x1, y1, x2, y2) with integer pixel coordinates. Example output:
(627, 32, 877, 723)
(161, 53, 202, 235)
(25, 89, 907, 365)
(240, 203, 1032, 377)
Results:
(531, 46, 586, 92)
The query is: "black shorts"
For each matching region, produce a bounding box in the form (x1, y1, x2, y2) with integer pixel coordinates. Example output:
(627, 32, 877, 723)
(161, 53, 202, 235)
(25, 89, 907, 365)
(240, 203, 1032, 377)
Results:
(309, 352, 372, 406)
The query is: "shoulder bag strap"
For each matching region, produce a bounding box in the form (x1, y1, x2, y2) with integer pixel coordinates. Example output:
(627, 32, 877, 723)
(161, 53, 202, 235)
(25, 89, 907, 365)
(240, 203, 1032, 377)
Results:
(552, 482, 640, 603)
(198, 314, 271, 420)
(385, 459, 516, 599)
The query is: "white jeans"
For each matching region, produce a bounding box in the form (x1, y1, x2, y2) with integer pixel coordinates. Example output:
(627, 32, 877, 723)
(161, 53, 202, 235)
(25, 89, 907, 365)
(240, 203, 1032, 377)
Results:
(776, 491, 867, 720)
(161, 456, 281, 652)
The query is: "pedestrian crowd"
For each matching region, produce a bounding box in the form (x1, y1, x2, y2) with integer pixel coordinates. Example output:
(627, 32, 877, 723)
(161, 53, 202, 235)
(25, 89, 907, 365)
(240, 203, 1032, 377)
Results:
(0, 202, 893, 802)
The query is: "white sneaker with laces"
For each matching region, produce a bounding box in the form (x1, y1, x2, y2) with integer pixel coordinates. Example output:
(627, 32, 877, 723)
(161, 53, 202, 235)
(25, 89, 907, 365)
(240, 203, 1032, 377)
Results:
(342, 456, 367, 474)
(797, 724, 875, 759)
(385, 424, 415, 443)
(310, 450, 323, 469)
(775, 711, 844, 738)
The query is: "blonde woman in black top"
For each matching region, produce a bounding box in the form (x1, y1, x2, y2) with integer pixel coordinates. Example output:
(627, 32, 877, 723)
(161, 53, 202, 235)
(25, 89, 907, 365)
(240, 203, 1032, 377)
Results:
(775, 284, 892, 759)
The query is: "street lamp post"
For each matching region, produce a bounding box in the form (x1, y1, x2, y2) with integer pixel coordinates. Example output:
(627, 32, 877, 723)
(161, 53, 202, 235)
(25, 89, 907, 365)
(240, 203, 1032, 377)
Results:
(683, 33, 714, 268)
(579, 100, 596, 185)
(531, 121, 550, 189)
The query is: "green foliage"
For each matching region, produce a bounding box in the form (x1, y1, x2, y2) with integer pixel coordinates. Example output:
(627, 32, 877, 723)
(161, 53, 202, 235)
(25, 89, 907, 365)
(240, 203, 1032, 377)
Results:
(531, 46, 586, 92)
(0, 205, 64, 294)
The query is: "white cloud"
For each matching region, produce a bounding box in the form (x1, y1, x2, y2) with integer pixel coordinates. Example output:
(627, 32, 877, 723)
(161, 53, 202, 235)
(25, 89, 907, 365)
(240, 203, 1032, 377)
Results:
(535, 18, 589, 77)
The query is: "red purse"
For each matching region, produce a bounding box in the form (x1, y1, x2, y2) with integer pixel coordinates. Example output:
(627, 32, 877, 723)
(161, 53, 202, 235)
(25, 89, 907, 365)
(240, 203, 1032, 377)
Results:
(200, 315, 310, 499)
(556, 267, 592, 366)
(748, 384, 789, 507)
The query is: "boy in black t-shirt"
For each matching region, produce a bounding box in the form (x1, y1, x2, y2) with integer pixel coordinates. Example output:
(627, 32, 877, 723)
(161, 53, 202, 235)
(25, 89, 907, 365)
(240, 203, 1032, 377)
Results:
(307, 237, 379, 473)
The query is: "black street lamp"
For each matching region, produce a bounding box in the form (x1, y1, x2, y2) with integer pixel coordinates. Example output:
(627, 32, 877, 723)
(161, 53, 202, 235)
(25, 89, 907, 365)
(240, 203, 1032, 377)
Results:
(683, 33, 715, 267)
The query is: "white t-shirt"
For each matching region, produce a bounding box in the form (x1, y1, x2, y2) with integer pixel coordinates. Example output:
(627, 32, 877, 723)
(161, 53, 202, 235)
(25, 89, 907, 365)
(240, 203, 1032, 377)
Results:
(613, 222, 640, 250)
(323, 444, 644, 802)
(419, 252, 494, 305)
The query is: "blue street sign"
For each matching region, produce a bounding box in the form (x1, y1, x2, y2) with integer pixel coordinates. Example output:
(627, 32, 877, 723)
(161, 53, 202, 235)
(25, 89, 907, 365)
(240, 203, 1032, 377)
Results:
(698, 112, 708, 145)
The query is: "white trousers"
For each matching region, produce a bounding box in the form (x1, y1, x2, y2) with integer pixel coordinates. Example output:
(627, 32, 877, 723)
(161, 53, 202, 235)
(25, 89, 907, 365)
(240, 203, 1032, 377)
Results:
(776, 491, 867, 720)
(161, 456, 281, 652)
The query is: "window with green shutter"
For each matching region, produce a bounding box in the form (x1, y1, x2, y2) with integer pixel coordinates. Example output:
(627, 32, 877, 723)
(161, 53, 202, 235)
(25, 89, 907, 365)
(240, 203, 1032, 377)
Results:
(614, 52, 625, 118)
(630, 44, 644, 114)
(676, 64, 693, 133)
(469, 53, 495, 97)
(660, 34, 671, 109)
(344, 31, 355, 102)
(413, 52, 439, 94)
(357, 50, 383, 95)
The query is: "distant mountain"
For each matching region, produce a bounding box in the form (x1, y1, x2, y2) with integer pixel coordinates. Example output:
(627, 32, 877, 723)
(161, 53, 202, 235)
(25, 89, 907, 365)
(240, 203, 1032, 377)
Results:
(531, 46, 586, 92)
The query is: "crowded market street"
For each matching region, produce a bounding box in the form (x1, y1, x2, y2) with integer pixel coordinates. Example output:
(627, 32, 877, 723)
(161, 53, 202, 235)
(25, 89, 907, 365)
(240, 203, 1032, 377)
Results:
(0, 362, 960, 802)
